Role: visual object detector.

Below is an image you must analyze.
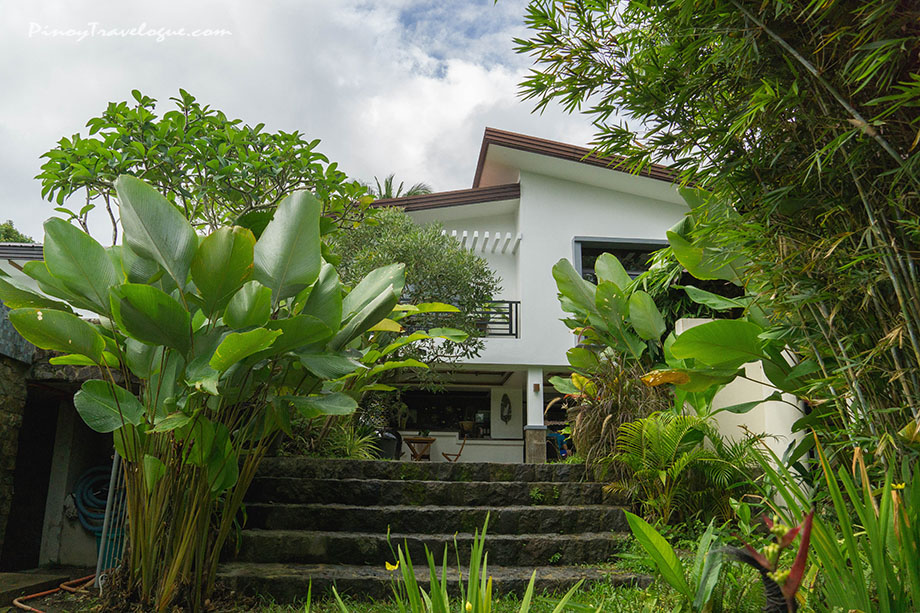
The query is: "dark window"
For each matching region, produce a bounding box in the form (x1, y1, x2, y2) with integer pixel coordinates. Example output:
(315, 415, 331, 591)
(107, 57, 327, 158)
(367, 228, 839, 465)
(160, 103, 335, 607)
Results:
(401, 390, 491, 438)
(574, 238, 667, 283)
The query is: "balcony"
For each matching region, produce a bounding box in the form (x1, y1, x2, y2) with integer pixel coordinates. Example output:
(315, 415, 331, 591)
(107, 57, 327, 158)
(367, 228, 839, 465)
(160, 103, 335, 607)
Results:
(472, 300, 520, 338)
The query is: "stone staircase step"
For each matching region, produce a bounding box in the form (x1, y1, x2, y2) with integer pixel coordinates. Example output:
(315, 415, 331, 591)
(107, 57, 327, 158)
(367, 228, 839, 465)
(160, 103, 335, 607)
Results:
(245, 503, 628, 534)
(257, 457, 591, 483)
(247, 478, 617, 507)
(218, 562, 650, 601)
(234, 530, 629, 567)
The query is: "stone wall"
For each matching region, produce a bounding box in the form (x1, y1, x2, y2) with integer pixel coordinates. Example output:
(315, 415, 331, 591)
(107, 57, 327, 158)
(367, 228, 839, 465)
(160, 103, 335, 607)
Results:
(0, 354, 28, 557)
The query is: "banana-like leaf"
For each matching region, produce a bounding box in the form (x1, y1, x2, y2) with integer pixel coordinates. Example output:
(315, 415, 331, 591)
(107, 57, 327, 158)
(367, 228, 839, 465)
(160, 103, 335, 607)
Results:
(115, 175, 198, 289)
(224, 280, 272, 329)
(253, 190, 322, 303)
(552, 258, 598, 316)
(42, 218, 121, 314)
(670, 319, 765, 368)
(49, 352, 119, 367)
(110, 283, 191, 355)
(0, 275, 72, 311)
(300, 262, 343, 331)
(594, 252, 632, 289)
(298, 352, 365, 379)
(8, 307, 104, 363)
(681, 285, 750, 311)
(330, 286, 399, 350)
(74, 379, 145, 432)
(286, 392, 358, 419)
(266, 315, 334, 354)
(191, 226, 255, 316)
(22, 261, 100, 313)
(209, 328, 282, 372)
(341, 263, 405, 320)
(628, 290, 666, 340)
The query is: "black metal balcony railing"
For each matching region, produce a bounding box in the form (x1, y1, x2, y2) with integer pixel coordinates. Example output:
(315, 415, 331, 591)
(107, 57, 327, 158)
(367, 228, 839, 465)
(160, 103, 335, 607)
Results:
(472, 300, 520, 338)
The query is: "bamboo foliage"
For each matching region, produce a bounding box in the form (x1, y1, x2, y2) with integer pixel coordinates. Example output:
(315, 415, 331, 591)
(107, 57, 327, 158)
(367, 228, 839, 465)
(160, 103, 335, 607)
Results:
(516, 0, 920, 459)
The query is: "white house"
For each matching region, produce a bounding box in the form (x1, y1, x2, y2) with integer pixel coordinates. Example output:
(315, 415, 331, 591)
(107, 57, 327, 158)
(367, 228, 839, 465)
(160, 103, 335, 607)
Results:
(374, 128, 689, 463)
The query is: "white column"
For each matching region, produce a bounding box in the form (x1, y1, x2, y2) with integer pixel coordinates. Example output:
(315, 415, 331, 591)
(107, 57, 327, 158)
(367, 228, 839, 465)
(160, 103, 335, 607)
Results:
(525, 367, 544, 427)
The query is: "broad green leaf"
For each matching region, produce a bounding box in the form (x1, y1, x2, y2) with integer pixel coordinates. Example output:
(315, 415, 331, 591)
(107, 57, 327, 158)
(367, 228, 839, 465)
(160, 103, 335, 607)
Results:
(180, 418, 215, 466)
(681, 285, 750, 311)
(8, 308, 104, 363)
(191, 226, 255, 316)
(49, 351, 119, 367)
(330, 286, 399, 350)
(209, 328, 282, 371)
(206, 424, 238, 493)
(397, 302, 460, 314)
(115, 175, 198, 289)
(185, 356, 220, 394)
(628, 290, 666, 340)
(298, 353, 365, 379)
(224, 280, 272, 329)
(110, 283, 191, 354)
(566, 347, 599, 373)
(342, 263, 406, 320)
(668, 231, 741, 282)
(74, 380, 144, 432)
(107, 245, 160, 284)
(425, 327, 469, 343)
(625, 511, 693, 600)
(143, 455, 166, 494)
(642, 367, 743, 392)
(594, 252, 632, 289)
(693, 525, 724, 611)
(22, 261, 100, 313)
(287, 392, 358, 419)
(670, 320, 765, 368)
(369, 318, 403, 332)
(151, 412, 192, 433)
(595, 281, 627, 322)
(266, 315, 333, 354)
(365, 358, 428, 378)
(125, 338, 163, 379)
(549, 375, 580, 395)
(253, 190, 322, 303)
(300, 262, 343, 331)
(42, 218, 121, 314)
(0, 276, 72, 311)
(711, 392, 782, 417)
(552, 258, 598, 316)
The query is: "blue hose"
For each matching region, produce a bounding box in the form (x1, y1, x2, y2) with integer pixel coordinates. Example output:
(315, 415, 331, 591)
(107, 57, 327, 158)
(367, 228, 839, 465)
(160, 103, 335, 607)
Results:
(73, 466, 110, 535)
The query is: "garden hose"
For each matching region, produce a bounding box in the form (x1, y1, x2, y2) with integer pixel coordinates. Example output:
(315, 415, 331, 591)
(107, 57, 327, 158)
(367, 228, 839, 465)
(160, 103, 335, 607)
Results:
(12, 574, 96, 612)
(72, 466, 110, 535)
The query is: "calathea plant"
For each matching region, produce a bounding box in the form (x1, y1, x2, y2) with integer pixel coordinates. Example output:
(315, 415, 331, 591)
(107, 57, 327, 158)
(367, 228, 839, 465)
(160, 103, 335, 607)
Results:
(0, 176, 408, 611)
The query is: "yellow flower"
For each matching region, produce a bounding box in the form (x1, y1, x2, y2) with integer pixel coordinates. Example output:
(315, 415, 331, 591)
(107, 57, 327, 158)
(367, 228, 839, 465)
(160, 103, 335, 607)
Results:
(466, 602, 473, 612)
(385, 561, 399, 571)
(892, 482, 906, 490)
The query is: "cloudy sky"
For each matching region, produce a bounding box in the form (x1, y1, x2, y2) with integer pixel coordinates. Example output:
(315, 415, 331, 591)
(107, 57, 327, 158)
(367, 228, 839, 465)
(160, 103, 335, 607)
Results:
(0, 0, 597, 241)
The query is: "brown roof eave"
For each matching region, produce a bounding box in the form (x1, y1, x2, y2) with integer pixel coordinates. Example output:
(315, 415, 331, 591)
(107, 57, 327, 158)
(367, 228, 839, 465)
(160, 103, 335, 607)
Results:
(372, 183, 521, 212)
(472, 127, 678, 188)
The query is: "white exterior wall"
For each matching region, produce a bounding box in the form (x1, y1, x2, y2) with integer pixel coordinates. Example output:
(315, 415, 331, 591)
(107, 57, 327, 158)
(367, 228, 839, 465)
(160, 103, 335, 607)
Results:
(507, 171, 686, 368)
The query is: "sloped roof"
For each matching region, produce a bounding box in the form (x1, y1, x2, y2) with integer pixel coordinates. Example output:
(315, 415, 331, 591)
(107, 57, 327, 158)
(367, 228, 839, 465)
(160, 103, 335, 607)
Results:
(472, 127, 677, 188)
(372, 183, 520, 211)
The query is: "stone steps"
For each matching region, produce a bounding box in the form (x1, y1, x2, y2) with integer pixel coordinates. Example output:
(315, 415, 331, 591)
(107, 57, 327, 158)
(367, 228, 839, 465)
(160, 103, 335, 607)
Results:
(248, 477, 617, 506)
(245, 503, 628, 534)
(256, 457, 590, 483)
(220, 458, 639, 602)
(217, 562, 650, 602)
(235, 529, 630, 567)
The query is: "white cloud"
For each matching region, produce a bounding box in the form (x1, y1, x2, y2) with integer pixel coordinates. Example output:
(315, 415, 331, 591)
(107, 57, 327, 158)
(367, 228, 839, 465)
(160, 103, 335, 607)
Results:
(0, 0, 596, 241)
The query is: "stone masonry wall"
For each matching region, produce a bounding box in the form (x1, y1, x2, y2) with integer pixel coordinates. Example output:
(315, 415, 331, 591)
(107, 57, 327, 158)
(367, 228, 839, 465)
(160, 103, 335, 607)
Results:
(0, 354, 28, 558)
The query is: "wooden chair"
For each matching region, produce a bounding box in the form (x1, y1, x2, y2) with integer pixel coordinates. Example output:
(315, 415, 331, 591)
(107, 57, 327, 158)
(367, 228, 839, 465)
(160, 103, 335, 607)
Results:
(442, 436, 467, 463)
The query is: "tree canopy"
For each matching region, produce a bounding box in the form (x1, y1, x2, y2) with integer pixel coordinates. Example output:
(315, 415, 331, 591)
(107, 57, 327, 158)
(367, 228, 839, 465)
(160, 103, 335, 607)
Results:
(38, 89, 371, 243)
(0, 220, 33, 243)
(334, 207, 501, 374)
(516, 0, 920, 450)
